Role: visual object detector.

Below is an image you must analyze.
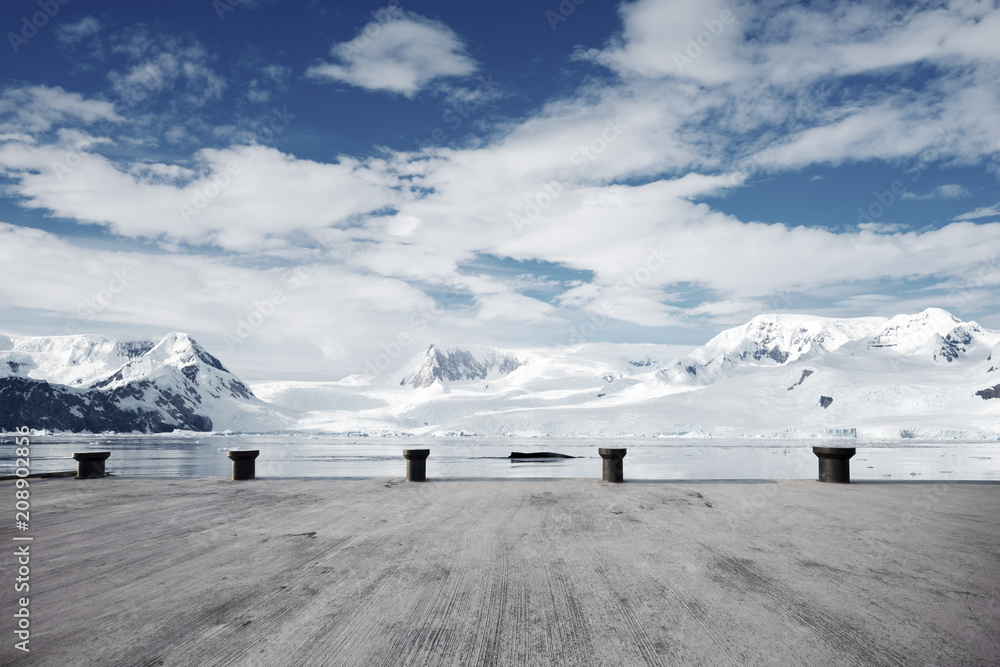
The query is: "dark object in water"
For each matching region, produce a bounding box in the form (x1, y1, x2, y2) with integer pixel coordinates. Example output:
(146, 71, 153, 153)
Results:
(508, 452, 575, 459)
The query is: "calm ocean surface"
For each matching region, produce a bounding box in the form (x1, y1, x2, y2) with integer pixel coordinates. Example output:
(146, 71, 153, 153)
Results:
(2, 434, 999, 480)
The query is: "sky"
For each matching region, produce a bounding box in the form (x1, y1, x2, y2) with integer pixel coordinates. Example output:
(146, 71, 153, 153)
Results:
(1, 0, 999, 380)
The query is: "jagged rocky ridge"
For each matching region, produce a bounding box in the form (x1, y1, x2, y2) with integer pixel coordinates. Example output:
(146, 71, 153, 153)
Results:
(401, 344, 523, 389)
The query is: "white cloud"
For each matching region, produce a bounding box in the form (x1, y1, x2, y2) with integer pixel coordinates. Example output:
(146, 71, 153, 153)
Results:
(5, 2, 1000, 373)
(57, 16, 101, 46)
(590, 0, 1000, 85)
(953, 202, 1000, 221)
(307, 9, 477, 97)
(586, 0, 747, 83)
(0, 137, 394, 252)
(901, 184, 970, 201)
(3, 64, 1000, 351)
(0, 223, 461, 374)
(0, 85, 121, 134)
(108, 28, 226, 108)
(583, 0, 1000, 176)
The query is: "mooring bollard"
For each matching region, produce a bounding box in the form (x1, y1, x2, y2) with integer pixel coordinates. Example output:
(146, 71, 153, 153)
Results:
(599, 448, 626, 483)
(812, 447, 856, 483)
(73, 452, 111, 479)
(403, 449, 430, 482)
(227, 450, 260, 480)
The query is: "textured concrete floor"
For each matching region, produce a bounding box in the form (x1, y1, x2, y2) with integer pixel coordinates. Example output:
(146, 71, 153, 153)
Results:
(1, 476, 998, 666)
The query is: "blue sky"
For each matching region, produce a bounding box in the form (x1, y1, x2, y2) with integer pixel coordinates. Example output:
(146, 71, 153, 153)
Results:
(2, 0, 1000, 379)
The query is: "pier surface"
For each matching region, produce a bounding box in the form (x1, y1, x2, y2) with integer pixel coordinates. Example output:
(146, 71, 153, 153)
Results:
(2, 477, 998, 666)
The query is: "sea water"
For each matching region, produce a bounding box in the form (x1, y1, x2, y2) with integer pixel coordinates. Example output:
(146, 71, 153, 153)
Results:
(2, 434, 999, 480)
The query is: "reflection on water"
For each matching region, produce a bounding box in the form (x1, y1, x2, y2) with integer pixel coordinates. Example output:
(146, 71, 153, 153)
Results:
(1, 434, 998, 481)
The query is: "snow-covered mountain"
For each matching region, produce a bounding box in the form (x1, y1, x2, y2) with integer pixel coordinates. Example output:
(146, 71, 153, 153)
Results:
(4, 308, 999, 438)
(0, 332, 286, 433)
(255, 309, 1000, 439)
(658, 308, 999, 385)
(397, 344, 523, 388)
(657, 313, 885, 385)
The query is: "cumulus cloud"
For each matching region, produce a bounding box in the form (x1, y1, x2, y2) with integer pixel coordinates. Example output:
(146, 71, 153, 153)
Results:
(590, 0, 1000, 85)
(584, 0, 1000, 176)
(0, 85, 121, 134)
(5, 1, 1000, 372)
(307, 9, 477, 97)
(0, 136, 394, 252)
(586, 0, 747, 83)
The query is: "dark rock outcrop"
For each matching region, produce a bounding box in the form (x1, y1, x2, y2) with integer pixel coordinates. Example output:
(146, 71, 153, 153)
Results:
(787, 369, 814, 390)
(0, 376, 212, 433)
(819, 395, 833, 408)
(935, 329, 974, 362)
(975, 385, 1000, 400)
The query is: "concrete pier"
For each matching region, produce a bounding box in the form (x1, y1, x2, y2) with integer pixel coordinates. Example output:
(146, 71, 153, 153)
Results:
(227, 450, 259, 480)
(403, 449, 429, 481)
(1, 477, 997, 666)
(813, 446, 856, 483)
(599, 447, 626, 482)
(72, 451, 110, 479)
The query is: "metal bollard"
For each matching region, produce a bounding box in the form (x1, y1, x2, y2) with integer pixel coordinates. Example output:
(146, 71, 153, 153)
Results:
(812, 447, 856, 483)
(599, 448, 626, 483)
(73, 452, 111, 479)
(403, 449, 430, 482)
(228, 450, 260, 480)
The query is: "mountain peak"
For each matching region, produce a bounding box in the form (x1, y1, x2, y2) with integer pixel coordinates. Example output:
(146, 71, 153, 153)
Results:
(660, 308, 996, 385)
(400, 343, 523, 389)
(0, 330, 271, 433)
(867, 307, 980, 356)
(671, 312, 885, 383)
(144, 332, 228, 373)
